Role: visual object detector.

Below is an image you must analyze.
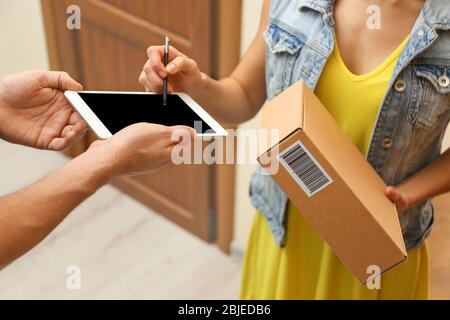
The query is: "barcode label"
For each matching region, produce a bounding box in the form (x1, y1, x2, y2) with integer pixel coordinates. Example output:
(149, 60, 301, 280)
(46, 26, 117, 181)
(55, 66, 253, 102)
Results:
(277, 141, 333, 197)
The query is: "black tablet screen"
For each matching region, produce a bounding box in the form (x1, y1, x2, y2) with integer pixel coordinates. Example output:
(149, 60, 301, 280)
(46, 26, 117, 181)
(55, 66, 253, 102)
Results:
(78, 93, 214, 134)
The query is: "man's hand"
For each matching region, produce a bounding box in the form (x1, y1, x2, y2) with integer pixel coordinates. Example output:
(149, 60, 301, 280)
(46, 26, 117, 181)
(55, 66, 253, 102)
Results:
(0, 119, 195, 270)
(0, 70, 87, 151)
(86, 123, 196, 177)
(385, 186, 411, 214)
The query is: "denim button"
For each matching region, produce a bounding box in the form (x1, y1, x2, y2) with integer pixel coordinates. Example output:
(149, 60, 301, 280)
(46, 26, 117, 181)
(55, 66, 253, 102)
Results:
(394, 80, 407, 93)
(438, 75, 450, 88)
(418, 30, 425, 37)
(383, 138, 393, 149)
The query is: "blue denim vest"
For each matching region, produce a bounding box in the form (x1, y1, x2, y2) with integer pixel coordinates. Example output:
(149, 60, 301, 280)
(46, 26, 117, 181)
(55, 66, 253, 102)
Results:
(250, 0, 450, 251)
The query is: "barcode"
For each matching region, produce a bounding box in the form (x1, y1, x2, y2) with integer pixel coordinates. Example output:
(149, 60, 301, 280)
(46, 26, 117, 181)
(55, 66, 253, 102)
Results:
(277, 141, 333, 197)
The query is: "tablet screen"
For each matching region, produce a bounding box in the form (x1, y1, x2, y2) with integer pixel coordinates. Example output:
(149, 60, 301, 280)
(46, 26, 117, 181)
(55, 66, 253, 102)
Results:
(78, 93, 214, 134)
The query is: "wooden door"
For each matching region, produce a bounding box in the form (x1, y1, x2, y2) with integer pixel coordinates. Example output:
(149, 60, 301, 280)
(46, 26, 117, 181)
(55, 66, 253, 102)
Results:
(41, 0, 241, 249)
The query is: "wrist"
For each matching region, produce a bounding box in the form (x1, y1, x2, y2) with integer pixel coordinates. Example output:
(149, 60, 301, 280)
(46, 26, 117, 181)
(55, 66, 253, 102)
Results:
(396, 182, 415, 210)
(63, 146, 116, 195)
(190, 72, 210, 101)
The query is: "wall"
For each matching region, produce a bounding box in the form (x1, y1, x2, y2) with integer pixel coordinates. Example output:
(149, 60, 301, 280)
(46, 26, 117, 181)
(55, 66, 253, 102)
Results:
(0, 0, 49, 78)
(232, 0, 264, 255)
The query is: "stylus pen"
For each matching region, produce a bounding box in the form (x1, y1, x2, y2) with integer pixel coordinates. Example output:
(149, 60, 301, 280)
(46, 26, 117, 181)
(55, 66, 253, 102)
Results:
(163, 36, 170, 106)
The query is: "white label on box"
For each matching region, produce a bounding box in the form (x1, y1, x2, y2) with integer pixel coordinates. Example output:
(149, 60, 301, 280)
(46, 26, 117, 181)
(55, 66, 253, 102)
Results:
(277, 141, 333, 197)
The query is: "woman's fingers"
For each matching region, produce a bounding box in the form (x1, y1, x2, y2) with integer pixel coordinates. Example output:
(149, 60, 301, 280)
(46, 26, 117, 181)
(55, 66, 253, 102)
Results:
(385, 186, 400, 202)
(139, 70, 175, 93)
(139, 71, 152, 91)
(142, 60, 164, 91)
(385, 186, 410, 214)
(146, 45, 184, 77)
(147, 45, 183, 62)
(147, 47, 167, 78)
(166, 56, 198, 75)
(142, 45, 199, 93)
(146, 45, 196, 77)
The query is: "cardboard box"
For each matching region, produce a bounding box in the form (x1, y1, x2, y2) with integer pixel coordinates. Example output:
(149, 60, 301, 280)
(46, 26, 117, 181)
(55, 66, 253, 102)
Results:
(258, 80, 407, 283)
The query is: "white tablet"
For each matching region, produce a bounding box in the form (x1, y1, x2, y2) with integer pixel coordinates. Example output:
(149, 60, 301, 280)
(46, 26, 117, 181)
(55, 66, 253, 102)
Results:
(64, 91, 228, 139)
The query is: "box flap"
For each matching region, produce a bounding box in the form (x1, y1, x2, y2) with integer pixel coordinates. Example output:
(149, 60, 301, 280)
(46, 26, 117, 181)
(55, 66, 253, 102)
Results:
(300, 81, 406, 255)
(261, 82, 305, 140)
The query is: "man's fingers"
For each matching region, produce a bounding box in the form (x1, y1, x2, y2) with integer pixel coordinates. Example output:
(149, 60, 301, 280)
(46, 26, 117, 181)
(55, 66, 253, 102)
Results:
(61, 125, 75, 137)
(170, 125, 196, 145)
(69, 111, 85, 126)
(48, 136, 71, 151)
(43, 71, 83, 91)
(72, 120, 88, 136)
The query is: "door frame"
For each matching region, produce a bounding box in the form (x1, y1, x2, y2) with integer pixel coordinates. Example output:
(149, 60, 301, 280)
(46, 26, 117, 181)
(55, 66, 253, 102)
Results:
(41, 0, 242, 253)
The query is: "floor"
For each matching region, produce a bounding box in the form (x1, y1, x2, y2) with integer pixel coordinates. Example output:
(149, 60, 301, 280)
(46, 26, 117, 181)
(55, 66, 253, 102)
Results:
(0, 140, 241, 299)
(0, 140, 449, 299)
(429, 195, 450, 300)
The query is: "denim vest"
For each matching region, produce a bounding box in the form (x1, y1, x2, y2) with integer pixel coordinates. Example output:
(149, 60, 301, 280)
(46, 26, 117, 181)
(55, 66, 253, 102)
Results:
(250, 0, 450, 251)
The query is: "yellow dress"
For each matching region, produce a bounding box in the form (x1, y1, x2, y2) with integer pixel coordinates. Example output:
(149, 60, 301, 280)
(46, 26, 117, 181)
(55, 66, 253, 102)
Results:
(240, 36, 430, 300)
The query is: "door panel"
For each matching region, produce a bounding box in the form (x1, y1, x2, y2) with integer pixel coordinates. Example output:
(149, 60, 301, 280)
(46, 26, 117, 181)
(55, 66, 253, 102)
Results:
(102, 0, 193, 37)
(41, 0, 240, 244)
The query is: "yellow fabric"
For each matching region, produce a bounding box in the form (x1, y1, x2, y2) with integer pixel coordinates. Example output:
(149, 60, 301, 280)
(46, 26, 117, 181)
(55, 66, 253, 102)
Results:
(241, 36, 430, 300)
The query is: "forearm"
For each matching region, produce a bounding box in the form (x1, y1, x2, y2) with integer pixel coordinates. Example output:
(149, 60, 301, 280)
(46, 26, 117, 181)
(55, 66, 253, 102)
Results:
(191, 73, 265, 125)
(397, 148, 450, 209)
(0, 80, 9, 140)
(189, 0, 269, 125)
(0, 150, 113, 269)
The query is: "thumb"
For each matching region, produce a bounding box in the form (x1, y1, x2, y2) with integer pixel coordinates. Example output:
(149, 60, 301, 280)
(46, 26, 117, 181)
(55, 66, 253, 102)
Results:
(385, 186, 400, 202)
(166, 56, 198, 76)
(170, 125, 196, 145)
(88, 139, 104, 150)
(44, 71, 83, 91)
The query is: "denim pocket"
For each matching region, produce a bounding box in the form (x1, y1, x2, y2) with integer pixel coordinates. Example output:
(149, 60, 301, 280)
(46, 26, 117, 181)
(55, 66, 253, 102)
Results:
(264, 23, 304, 98)
(412, 63, 450, 128)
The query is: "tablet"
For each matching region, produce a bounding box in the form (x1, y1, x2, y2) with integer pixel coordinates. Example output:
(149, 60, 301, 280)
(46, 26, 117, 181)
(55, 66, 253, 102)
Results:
(64, 91, 228, 139)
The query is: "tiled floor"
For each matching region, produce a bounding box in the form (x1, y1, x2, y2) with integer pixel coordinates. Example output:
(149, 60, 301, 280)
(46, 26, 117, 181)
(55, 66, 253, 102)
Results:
(0, 141, 241, 299)
(0, 140, 449, 299)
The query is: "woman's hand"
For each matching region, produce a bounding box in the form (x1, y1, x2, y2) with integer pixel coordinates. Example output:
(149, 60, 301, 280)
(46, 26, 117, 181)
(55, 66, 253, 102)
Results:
(0, 70, 87, 151)
(385, 186, 411, 214)
(138, 0, 268, 125)
(139, 46, 203, 95)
